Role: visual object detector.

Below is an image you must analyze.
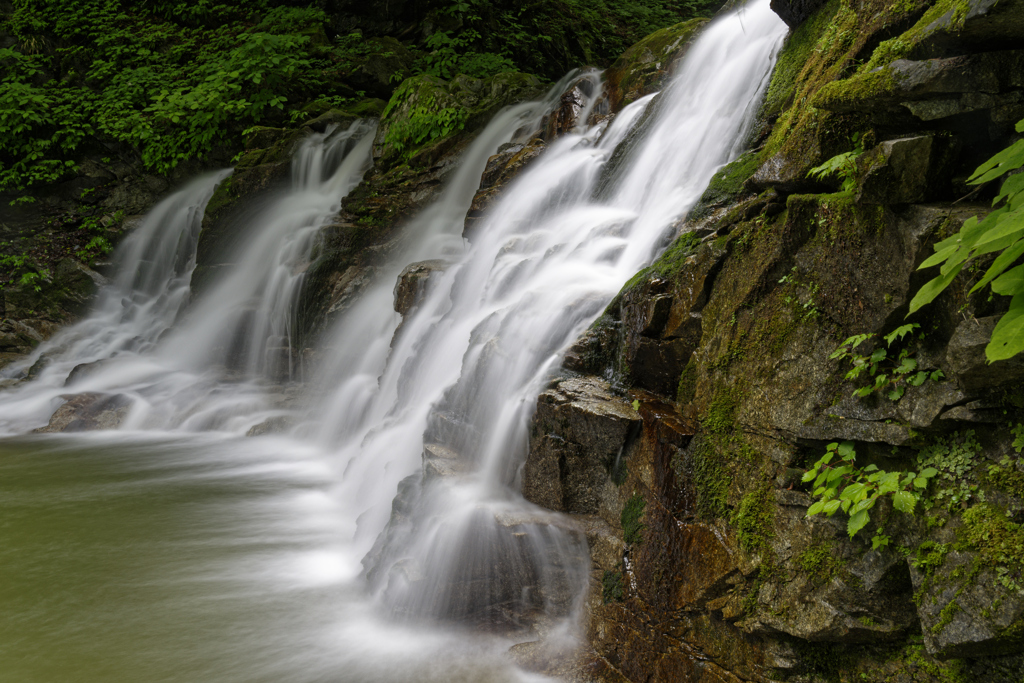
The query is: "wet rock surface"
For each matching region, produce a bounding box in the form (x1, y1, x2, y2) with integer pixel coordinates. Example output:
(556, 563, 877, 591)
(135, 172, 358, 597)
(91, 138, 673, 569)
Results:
(34, 392, 131, 433)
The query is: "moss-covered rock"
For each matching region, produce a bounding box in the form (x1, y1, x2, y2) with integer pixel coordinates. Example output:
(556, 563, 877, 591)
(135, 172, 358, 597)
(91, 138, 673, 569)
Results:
(372, 71, 544, 172)
(605, 18, 708, 109)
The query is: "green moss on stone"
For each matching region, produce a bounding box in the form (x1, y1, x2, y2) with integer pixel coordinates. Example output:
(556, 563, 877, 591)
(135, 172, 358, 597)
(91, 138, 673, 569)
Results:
(703, 384, 744, 434)
(957, 504, 1024, 593)
(602, 569, 625, 603)
(761, 0, 839, 118)
(732, 483, 775, 554)
(622, 493, 647, 545)
(796, 541, 844, 586)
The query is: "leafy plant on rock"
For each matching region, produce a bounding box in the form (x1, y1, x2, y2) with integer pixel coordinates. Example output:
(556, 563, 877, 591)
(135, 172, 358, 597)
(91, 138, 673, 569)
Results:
(806, 132, 865, 192)
(803, 441, 939, 548)
(910, 117, 1024, 362)
(829, 323, 944, 401)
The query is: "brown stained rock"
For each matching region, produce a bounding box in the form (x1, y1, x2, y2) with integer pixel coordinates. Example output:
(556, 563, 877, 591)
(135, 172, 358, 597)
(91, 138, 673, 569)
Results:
(34, 392, 130, 433)
(523, 376, 641, 519)
(543, 76, 595, 140)
(463, 138, 547, 240)
(393, 259, 447, 316)
(633, 506, 738, 611)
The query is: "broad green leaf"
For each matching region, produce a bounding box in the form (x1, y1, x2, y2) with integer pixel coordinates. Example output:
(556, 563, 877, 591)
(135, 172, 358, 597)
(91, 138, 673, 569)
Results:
(824, 499, 842, 515)
(870, 348, 887, 364)
(888, 386, 905, 401)
(807, 500, 826, 517)
(837, 442, 855, 458)
(802, 469, 818, 483)
(909, 262, 964, 313)
(864, 464, 879, 472)
(991, 263, 1024, 297)
(878, 472, 901, 495)
(893, 490, 917, 513)
(853, 497, 876, 513)
(919, 242, 961, 270)
(884, 324, 919, 346)
(848, 509, 870, 538)
(986, 294, 1024, 362)
(841, 483, 867, 500)
(995, 171, 1024, 205)
(920, 467, 939, 478)
(970, 138, 1024, 185)
(914, 477, 928, 488)
(972, 209, 1024, 250)
(908, 371, 927, 386)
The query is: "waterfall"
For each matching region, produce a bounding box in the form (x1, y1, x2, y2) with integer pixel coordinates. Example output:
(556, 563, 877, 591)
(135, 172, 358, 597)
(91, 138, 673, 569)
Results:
(321, 0, 787, 630)
(0, 120, 375, 434)
(0, 0, 788, 677)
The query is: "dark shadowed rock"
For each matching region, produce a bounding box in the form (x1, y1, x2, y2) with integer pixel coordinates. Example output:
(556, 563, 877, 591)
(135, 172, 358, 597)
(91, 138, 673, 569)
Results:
(393, 259, 448, 316)
(856, 136, 959, 205)
(770, 0, 830, 28)
(946, 316, 1024, 394)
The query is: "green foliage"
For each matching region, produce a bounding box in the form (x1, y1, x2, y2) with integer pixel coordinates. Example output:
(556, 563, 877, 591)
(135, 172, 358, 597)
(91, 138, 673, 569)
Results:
(910, 117, 1024, 362)
(918, 430, 985, 511)
(0, 0, 341, 191)
(803, 441, 939, 546)
(621, 493, 647, 545)
(601, 569, 624, 603)
(0, 251, 50, 292)
(806, 133, 865, 192)
(829, 324, 944, 401)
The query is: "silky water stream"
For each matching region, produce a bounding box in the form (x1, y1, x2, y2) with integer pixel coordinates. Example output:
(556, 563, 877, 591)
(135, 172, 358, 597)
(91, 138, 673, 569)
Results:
(0, 3, 787, 681)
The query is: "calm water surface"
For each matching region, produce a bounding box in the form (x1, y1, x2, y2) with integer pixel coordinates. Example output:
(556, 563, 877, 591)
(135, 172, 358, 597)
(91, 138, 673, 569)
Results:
(0, 434, 540, 683)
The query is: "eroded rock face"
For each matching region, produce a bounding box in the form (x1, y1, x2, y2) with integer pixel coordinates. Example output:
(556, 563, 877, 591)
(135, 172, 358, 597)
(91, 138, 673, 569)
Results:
(911, 549, 1024, 659)
(946, 316, 1024, 394)
(393, 259, 448, 316)
(523, 376, 641, 516)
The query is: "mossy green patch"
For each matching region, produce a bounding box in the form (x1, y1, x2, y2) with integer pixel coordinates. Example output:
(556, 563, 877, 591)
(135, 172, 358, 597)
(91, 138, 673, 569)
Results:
(958, 504, 1024, 593)
(622, 493, 647, 545)
(732, 483, 775, 554)
(608, 18, 708, 106)
(691, 150, 764, 219)
(676, 357, 698, 405)
(602, 569, 625, 603)
(796, 541, 844, 586)
(760, 0, 839, 119)
(702, 384, 744, 435)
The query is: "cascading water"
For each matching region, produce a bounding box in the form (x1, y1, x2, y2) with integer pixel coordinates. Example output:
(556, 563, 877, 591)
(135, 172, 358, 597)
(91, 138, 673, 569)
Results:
(0, 2, 787, 680)
(166, 120, 376, 381)
(346, 0, 787, 631)
(0, 121, 375, 434)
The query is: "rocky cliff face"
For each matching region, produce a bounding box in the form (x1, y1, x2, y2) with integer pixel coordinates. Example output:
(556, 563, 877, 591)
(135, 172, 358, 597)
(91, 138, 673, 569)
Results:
(512, 0, 1024, 680)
